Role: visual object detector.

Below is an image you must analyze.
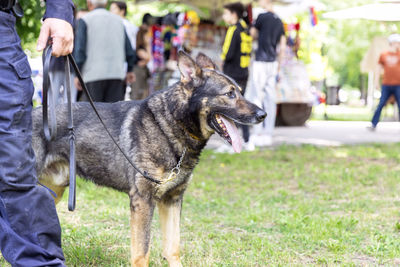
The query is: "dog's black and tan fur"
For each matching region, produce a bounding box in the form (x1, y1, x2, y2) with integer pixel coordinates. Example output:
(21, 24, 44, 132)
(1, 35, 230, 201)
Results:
(32, 51, 266, 266)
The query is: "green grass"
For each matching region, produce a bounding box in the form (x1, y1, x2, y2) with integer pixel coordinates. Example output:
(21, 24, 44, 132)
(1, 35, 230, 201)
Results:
(2, 144, 400, 266)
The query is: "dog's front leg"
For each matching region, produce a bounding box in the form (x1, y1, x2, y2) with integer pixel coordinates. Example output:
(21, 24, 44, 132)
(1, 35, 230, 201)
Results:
(130, 193, 155, 267)
(157, 198, 183, 267)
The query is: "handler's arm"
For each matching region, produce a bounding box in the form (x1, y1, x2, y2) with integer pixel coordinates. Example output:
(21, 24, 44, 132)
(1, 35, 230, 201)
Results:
(37, 0, 75, 57)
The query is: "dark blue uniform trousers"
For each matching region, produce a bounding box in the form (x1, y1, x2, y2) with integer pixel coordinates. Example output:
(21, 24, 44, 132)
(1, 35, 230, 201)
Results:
(0, 11, 65, 267)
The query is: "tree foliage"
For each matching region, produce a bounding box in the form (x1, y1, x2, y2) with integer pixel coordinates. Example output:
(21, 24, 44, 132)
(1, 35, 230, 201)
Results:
(16, 0, 44, 51)
(317, 0, 400, 89)
(16, 0, 86, 52)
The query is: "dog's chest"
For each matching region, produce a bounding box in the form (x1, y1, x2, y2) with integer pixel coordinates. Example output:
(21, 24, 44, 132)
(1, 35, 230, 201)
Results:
(154, 167, 194, 199)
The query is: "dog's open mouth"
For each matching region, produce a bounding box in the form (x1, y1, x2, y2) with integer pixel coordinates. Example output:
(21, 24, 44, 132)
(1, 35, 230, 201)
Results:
(215, 114, 242, 153)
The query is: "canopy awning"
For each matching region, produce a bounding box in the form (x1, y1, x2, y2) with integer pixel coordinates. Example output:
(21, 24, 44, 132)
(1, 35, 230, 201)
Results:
(133, 0, 313, 9)
(323, 2, 400, 21)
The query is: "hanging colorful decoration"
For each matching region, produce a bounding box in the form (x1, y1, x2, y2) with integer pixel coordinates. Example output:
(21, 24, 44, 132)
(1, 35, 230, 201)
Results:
(151, 24, 164, 71)
(310, 6, 318, 27)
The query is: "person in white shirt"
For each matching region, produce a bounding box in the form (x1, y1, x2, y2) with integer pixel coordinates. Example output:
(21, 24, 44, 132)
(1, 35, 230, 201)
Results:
(110, 1, 138, 50)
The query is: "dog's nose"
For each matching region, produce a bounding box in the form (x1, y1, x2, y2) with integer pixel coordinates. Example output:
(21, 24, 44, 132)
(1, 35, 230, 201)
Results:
(256, 110, 267, 122)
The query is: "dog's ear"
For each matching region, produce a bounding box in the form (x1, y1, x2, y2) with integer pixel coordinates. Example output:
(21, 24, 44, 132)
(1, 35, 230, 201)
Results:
(196, 52, 217, 70)
(178, 50, 202, 87)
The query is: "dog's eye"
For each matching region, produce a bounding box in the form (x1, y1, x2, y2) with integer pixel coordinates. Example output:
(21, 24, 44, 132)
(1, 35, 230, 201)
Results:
(225, 90, 236, 99)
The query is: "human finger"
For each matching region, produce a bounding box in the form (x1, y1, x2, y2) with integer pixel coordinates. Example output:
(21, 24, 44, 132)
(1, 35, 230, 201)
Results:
(37, 22, 50, 52)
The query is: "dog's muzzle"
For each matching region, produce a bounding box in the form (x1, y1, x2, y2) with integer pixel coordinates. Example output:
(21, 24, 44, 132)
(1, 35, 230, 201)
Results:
(255, 109, 267, 123)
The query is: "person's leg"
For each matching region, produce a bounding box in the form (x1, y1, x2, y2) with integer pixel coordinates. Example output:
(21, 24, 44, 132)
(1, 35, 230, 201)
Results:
(131, 65, 147, 100)
(122, 81, 127, 101)
(262, 62, 278, 136)
(139, 66, 151, 99)
(393, 85, 400, 120)
(371, 85, 392, 127)
(104, 79, 125, 103)
(80, 80, 105, 102)
(130, 66, 143, 100)
(249, 61, 268, 136)
(236, 78, 250, 143)
(0, 11, 65, 266)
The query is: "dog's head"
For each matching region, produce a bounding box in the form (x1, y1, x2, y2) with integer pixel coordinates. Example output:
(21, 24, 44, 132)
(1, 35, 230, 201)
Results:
(177, 51, 266, 153)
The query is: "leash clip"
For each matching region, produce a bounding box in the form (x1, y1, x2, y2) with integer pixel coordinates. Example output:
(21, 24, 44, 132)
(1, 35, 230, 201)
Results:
(163, 168, 180, 185)
(162, 148, 186, 185)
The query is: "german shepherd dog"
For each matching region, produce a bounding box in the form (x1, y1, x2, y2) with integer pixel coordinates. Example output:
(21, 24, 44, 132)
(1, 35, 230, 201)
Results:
(32, 51, 266, 266)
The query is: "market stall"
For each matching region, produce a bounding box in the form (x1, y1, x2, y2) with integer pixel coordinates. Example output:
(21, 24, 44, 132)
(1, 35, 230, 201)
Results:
(133, 0, 321, 125)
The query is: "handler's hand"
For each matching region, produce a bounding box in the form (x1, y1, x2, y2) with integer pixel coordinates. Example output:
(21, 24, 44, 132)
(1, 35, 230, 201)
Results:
(37, 18, 74, 57)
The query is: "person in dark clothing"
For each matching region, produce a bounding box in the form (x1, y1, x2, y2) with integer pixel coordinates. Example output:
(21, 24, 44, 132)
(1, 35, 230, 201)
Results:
(0, 1, 74, 266)
(74, 0, 136, 103)
(221, 2, 252, 144)
(253, 9, 285, 63)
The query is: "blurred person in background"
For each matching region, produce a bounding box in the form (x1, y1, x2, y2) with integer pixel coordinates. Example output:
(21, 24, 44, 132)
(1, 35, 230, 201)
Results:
(248, 0, 286, 147)
(130, 14, 152, 100)
(110, 1, 139, 99)
(73, 7, 88, 101)
(221, 2, 252, 150)
(74, 0, 136, 102)
(110, 1, 138, 51)
(369, 34, 400, 131)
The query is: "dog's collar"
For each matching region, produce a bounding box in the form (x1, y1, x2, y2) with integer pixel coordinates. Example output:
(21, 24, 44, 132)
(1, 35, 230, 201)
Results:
(179, 122, 203, 141)
(187, 131, 202, 141)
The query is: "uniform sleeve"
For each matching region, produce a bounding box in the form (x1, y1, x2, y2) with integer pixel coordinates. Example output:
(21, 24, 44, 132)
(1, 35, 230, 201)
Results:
(44, 0, 75, 26)
(221, 26, 239, 62)
(73, 19, 87, 71)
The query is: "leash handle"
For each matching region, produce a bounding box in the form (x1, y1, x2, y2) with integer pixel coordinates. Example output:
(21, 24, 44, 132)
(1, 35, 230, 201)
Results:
(42, 44, 77, 211)
(42, 45, 57, 141)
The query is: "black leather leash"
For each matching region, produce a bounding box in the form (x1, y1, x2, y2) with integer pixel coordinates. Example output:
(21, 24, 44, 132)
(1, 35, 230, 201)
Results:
(68, 56, 161, 185)
(42, 45, 77, 211)
(42, 45, 162, 210)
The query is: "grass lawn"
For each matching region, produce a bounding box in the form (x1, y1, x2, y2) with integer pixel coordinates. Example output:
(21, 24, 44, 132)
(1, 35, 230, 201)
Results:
(2, 144, 400, 266)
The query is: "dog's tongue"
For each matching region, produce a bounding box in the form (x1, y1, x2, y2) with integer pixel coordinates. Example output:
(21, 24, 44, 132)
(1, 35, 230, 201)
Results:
(220, 115, 242, 153)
